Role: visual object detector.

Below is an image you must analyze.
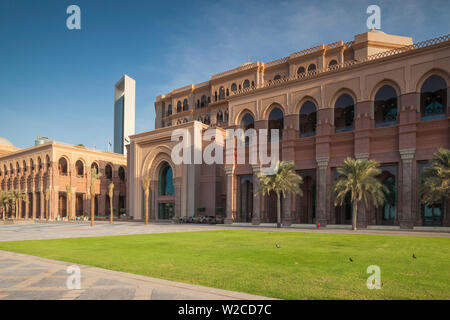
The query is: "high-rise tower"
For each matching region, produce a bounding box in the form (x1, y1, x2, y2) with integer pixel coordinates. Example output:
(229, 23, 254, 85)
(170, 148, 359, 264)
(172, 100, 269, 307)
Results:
(114, 75, 135, 155)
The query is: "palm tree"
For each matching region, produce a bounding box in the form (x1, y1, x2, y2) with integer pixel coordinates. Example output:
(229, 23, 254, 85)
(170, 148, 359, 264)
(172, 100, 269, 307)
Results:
(45, 188, 50, 221)
(108, 182, 114, 224)
(420, 148, 450, 211)
(0, 191, 11, 221)
(256, 161, 303, 228)
(142, 176, 150, 225)
(333, 157, 387, 231)
(11, 189, 27, 219)
(90, 168, 102, 227)
(66, 185, 72, 222)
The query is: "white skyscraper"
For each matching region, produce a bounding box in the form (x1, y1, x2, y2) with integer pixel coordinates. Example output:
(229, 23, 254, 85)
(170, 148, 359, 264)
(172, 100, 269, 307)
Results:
(114, 75, 135, 155)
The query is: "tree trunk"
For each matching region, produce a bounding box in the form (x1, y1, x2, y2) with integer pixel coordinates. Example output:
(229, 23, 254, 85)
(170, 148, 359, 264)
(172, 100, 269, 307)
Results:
(352, 201, 358, 231)
(67, 197, 71, 222)
(145, 190, 149, 225)
(90, 188, 95, 227)
(276, 192, 281, 228)
(110, 195, 113, 224)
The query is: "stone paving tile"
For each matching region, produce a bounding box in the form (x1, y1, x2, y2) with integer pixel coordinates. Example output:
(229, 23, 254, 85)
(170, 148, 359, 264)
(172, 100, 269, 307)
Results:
(0, 262, 19, 268)
(29, 277, 68, 288)
(0, 278, 27, 288)
(92, 278, 131, 287)
(1, 290, 67, 300)
(75, 288, 136, 300)
(1, 269, 47, 276)
(0, 250, 272, 300)
(23, 263, 46, 268)
(151, 288, 201, 300)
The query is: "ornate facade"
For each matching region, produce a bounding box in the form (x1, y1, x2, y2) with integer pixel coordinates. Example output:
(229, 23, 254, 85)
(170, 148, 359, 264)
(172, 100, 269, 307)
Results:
(0, 140, 127, 220)
(129, 30, 450, 228)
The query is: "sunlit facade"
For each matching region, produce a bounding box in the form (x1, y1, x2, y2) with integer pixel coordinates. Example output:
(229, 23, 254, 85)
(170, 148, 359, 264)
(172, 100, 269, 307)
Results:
(129, 30, 450, 229)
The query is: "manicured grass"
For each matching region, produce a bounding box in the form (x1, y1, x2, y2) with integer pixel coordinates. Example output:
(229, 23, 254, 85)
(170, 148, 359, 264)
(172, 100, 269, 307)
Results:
(0, 230, 449, 299)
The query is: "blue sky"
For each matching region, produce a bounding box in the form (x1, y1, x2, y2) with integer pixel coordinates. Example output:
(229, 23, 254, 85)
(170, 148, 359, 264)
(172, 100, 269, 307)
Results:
(0, 0, 449, 150)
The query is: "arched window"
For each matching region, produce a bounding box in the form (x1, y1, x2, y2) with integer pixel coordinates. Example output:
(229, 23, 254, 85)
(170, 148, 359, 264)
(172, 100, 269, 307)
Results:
(38, 157, 42, 171)
(46, 155, 50, 170)
(299, 101, 317, 137)
(231, 83, 237, 92)
(201, 95, 207, 108)
(374, 85, 398, 127)
(268, 107, 284, 141)
(183, 99, 188, 111)
(10, 163, 13, 175)
(217, 111, 223, 123)
(16, 162, 20, 174)
(219, 87, 225, 100)
(91, 162, 99, 175)
(58, 158, 68, 175)
(176, 101, 182, 113)
(159, 162, 174, 196)
(328, 59, 338, 67)
(308, 64, 316, 72)
(274, 75, 281, 80)
(118, 166, 125, 181)
(334, 93, 355, 133)
(105, 164, 112, 179)
(167, 104, 172, 116)
(226, 88, 229, 97)
(30, 159, 35, 172)
(243, 80, 250, 89)
(23, 160, 27, 173)
(297, 67, 306, 76)
(251, 81, 255, 87)
(241, 113, 254, 145)
(75, 160, 84, 177)
(420, 75, 447, 120)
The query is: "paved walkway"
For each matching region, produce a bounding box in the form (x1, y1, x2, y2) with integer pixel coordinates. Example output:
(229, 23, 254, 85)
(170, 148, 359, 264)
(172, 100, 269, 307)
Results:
(0, 221, 448, 242)
(0, 250, 271, 300)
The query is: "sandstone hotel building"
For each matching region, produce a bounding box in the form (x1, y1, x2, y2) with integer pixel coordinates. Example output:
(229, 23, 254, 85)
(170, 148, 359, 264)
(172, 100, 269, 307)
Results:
(127, 29, 450, 229)
(0, 137, 127, 220)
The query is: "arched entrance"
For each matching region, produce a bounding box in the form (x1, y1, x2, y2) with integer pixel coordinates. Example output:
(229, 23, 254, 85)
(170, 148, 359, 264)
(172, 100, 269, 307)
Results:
(157, 161, 175, 220)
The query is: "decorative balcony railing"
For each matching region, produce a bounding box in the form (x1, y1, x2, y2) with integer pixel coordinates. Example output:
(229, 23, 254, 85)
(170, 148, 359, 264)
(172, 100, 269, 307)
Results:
(231, 34, 450, 96)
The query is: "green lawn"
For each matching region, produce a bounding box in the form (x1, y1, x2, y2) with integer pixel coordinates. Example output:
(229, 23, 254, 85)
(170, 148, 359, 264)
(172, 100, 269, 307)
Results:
(0, 230, 449, 299)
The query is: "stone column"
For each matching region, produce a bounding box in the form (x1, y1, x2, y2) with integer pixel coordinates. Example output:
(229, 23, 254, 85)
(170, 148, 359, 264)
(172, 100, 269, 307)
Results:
(399, 149, 415, 229)
(174, 178, 182, 219)
(40, 188, 45, 220)
(31, 189, 37, 220)
(71, 190, 76, 220)
(25, 188, 29, 219)
(150, 181, 158, 221)
(316, 157, 329, 226)
(251, 165, 261, 225)
(98, 194, 105, 217)
(114, 191, 120, 218)
(52, 189, 59, 220)
(224, 166, 236, 224)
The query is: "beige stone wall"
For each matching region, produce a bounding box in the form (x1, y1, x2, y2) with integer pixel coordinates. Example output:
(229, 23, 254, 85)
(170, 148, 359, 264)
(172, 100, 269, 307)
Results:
(0, 142, 127, 220)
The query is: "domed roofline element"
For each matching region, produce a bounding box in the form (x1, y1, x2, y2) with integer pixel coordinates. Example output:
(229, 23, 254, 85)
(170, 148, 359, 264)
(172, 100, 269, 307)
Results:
(0, 137, 14, 146)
